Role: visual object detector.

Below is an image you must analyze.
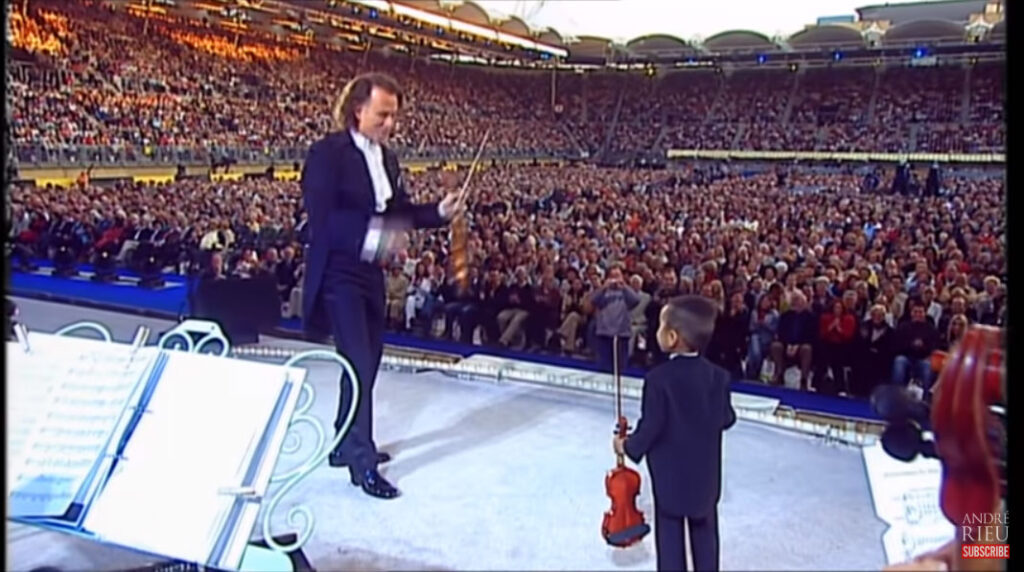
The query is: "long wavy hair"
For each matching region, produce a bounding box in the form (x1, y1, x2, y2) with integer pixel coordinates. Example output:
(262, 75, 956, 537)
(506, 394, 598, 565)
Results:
(331, 72, 403, 132)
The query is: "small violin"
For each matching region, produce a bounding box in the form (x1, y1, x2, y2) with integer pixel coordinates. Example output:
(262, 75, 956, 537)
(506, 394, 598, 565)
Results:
(603, 415, 651, 547)
(450, 213, 470, 293)
(602, 336, 651, 547)
(446, 130, 490, 295)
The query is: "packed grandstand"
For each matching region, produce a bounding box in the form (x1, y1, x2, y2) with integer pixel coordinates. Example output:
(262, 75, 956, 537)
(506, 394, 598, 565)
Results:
(6, 0, 1006, 400)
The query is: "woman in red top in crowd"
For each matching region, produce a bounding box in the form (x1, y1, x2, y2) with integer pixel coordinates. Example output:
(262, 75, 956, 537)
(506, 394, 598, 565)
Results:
(815, 299, 857, 395)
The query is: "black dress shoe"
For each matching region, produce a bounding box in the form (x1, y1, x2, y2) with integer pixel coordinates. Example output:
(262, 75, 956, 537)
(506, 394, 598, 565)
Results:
(350, 469, 400, 499)
(328, 451, 391, 468)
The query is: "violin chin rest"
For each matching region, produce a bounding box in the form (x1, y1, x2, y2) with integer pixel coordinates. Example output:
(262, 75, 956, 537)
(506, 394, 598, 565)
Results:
(604, 523, 652, 547)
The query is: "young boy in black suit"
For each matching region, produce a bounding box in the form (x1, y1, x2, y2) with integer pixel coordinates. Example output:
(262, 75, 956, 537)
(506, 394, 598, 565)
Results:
(614, 295, 737, 571)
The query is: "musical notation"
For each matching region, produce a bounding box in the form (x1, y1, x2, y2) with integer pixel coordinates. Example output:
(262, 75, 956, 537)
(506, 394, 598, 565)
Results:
(7, 338, 155, 517)
(84, 350, 295, 565)
(13, 474, 76, 485)
(30, 441, 110, 455)
(45, 411, 120, 424)
(3, 322, 317, 572)
(11, 489, 76, 504)
(900, 488, 942, 524)
(862, 441, 955, 564)
(23, 457, 96, 470)
(36, 427, 110, 440)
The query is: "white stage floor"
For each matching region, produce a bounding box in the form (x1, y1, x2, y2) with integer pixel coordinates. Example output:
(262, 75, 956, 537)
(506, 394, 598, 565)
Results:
(7, 297, 888, 570)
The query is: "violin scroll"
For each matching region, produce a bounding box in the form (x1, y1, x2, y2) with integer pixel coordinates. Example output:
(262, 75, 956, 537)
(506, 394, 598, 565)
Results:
(930, 326, 1004, 531)
(885, 325, 1006, 572)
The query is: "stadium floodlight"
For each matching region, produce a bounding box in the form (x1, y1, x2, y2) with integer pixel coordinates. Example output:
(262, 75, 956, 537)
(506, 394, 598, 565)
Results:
(383, 1, 568, 58)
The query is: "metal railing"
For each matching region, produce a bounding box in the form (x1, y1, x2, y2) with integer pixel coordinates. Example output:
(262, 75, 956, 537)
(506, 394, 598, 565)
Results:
(12, 143, 585, 168)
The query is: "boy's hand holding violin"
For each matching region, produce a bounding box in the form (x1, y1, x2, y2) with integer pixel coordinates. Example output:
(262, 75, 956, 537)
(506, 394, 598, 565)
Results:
(613, 436, 627, 456)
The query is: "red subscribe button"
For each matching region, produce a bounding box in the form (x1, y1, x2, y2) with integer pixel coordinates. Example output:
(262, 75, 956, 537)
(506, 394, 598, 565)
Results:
(962, 544, 1009, 559)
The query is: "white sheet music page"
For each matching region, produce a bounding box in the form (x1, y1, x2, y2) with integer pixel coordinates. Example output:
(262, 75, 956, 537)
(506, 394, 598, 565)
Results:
(83, 351, 290, 565)
(6, 337, 155, 517)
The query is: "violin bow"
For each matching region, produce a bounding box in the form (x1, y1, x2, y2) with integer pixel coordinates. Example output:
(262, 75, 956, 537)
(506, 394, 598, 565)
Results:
(613, 335, 626, 465)
(450, 128, 490, 293)
(455, 128, 491, 210)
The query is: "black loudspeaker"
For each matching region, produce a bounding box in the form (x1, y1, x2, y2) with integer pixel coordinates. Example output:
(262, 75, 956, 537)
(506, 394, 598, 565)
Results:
(191, 274, 280, 345)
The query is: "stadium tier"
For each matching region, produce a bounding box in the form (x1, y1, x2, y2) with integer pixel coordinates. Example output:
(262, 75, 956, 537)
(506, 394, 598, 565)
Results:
(7, 0, 1005, 167)
(6, 0, 1006, 401)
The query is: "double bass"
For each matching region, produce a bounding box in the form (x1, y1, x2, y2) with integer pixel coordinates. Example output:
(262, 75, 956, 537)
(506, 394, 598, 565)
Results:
(602, 336, 652, 547)
(885, 325, 1006, 571)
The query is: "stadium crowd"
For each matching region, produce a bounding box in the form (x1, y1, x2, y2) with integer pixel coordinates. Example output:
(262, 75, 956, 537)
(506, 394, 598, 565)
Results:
(6, 0, 1006, 402)
(7, 0, 1006, 166)
(7, 161, 1006, 399)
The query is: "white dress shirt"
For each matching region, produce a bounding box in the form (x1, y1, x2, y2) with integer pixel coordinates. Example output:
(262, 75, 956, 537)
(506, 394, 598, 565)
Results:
(352, 129, 448, 262)
(350, 129, 393, 213)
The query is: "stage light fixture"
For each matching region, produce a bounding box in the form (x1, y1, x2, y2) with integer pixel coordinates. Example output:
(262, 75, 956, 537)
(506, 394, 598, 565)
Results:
(52, 244, 78, 278)
(92, 249, 119, 283)
(138, 255, 166, 289)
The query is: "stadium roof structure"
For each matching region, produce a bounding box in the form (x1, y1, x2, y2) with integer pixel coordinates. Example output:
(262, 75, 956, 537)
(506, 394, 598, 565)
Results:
(152, 0, 1004, 66)
(372, 0, 1002, 57)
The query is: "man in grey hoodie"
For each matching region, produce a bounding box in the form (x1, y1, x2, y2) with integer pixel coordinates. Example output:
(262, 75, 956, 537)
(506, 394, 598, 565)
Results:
(590, 264, 641, 376)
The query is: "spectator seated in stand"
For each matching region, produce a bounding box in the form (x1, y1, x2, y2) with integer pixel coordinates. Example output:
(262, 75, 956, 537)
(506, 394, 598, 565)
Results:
(814, 299, 858, 396)
(854, 304, 895, 399)
(6, 1, 1006, 401)
(890, 300, 942, 396)
(770, 291, 816, 390)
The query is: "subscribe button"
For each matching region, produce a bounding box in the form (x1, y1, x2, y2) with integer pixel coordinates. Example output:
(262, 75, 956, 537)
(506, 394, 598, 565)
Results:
(962, 544, 1009, 559)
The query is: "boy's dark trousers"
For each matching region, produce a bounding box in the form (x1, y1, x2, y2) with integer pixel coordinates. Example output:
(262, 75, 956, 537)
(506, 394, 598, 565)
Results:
(656, 507, 719, 571)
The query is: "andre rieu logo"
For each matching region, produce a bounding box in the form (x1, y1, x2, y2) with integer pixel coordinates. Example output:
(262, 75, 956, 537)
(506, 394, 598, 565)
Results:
(960, 511, 1009, 560)
(961, 511, 1009, 543)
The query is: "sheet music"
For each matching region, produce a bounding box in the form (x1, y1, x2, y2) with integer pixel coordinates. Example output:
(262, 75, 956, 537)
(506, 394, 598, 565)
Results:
(83, 351, 290, 565)
(6, 338, 155, 518)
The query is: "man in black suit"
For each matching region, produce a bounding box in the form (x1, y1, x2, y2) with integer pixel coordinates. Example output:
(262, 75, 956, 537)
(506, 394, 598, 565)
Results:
(890, 300, 941, 394)
(301, 72, 463, 499)
(615, 295, 736, 571)
(770, 291, 817, 390)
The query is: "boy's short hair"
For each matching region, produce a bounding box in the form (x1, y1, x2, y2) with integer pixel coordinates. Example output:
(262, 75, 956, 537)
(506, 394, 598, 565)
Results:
(664, 295, 719, 352)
